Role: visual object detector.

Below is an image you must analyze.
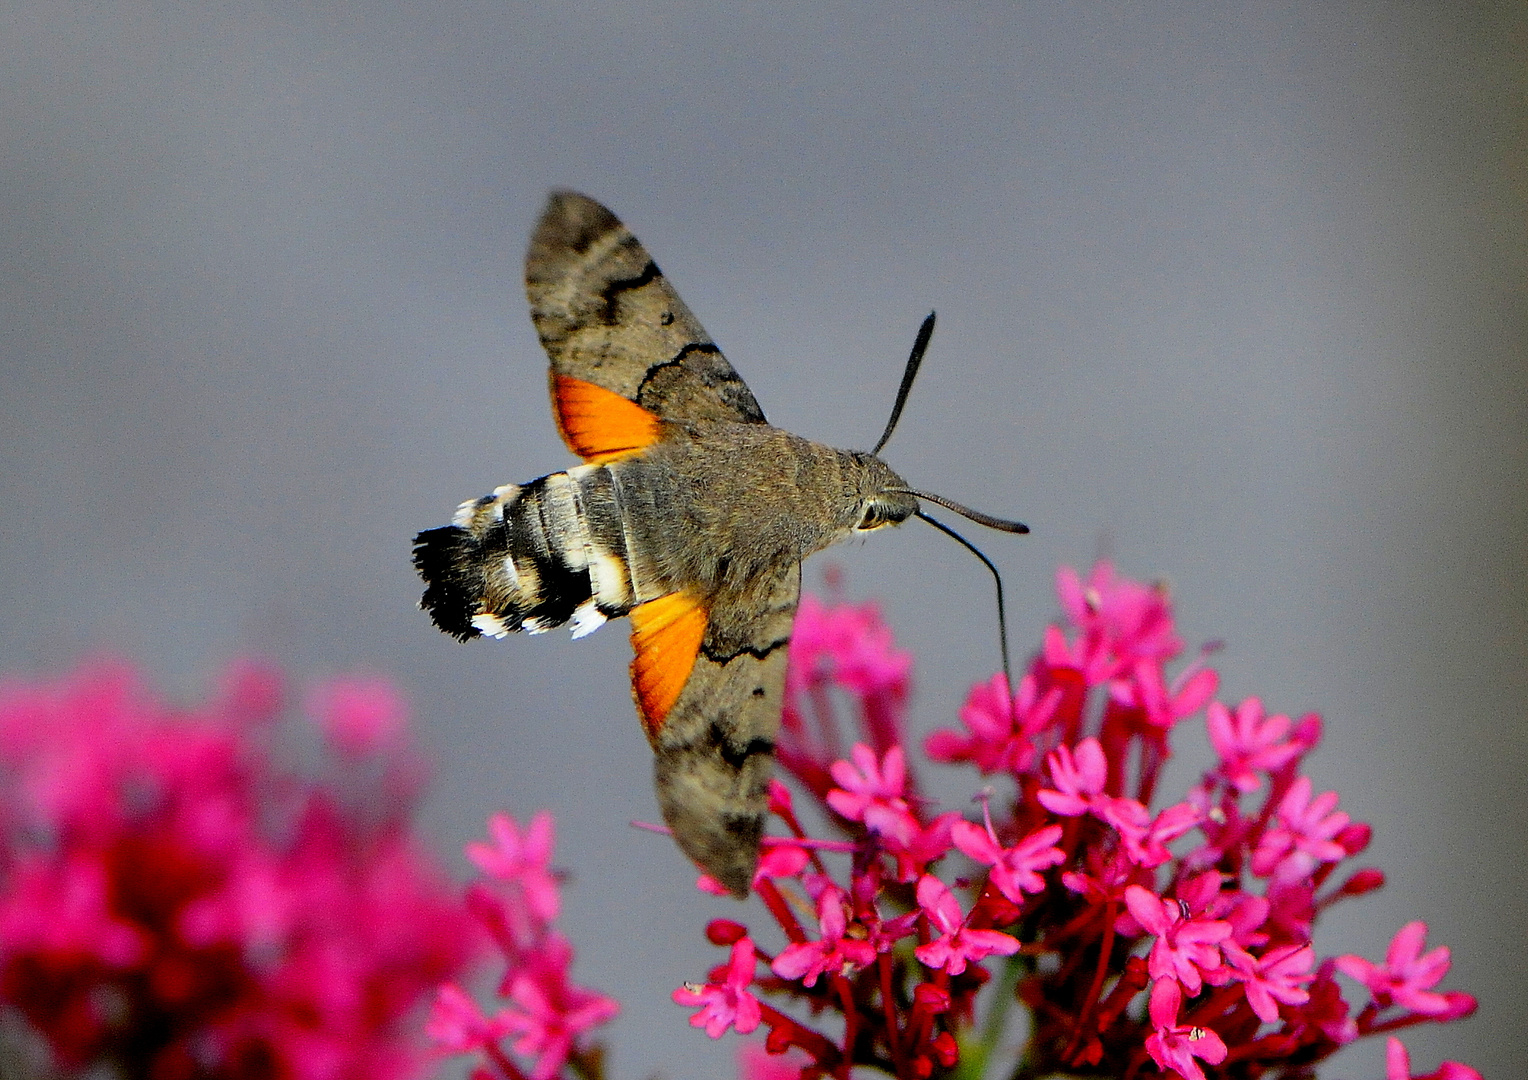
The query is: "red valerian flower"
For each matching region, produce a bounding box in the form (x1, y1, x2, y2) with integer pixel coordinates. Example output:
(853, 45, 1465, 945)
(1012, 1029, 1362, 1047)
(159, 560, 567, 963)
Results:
(675, 937, 763, 1038)
(0, 661, 476, 1080)
(912, 875, 1019, 976)
(433, 812, 617, 1080)
(1206, 696, 1304, 792)
(1144, 977, 1228, 1080)
(1223, 941, 1315, 1022)
(1124, 882, 1232, 994)
(1036, 738, 1110, 817)
(662, 564, 1478, 1080)
(1337, 921, 1476, 1018)
(771, 885, 876, 987)
(950, 814, 1064, 902)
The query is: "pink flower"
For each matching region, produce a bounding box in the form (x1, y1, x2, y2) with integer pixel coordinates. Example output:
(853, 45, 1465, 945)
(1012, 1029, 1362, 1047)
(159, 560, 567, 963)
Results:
(1113, 656, 1218, 731)
(1206, 697, 1304, 791)
(913, 875, 1019, 976)
(1336, 921, 1473, 1017)
(426, 983, 514, 1053)
(1036, 738, 1110, 817)
(1223, 941, 1315, 1022)
(306, 675, 408, 756)
(826, 743, 909, 823)
(924, 672, 1058, 774)
(786, 594, 911, 700)
(1103, 797, 1200, 868)
(771, 885, 876, 987)
(1386, 1036, 1483, 1080)
(951, 816, 1064, 903)
(468, 810, 561, 928)
(0, 662, 477, 1080)
(1252, 775, 1351, 881)
(502, 934, 621, 1080)
(674, 937, 763, 1038)
(873, 809, 959, 883)
(1144, 978, 1228, 1080)
(1124, 883, 1231, 994)
(1053, 561, 1182, 683)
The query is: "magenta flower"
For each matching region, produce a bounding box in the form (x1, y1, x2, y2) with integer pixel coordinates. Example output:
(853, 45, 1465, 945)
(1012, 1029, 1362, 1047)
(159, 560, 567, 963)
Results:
(924, 671, 1058, 774)
(1224, 941, 1315, 1022)
(1206, 696, 1305, 792)
(426, 983, 514, 1054)
(1036, 737, 1110, 817)
(674, 937, 763, 1038)
(0, 661, 477, 1080)
(503, 935, 621, 1080)
(1103, 796, 1200, 868)
(307, 675, 410, 756)
(1337, 921, 1475, 1017)
(771, 885, 876, 987)
(785, 593, 911, 700)
(826, 742, 909, 823)
(951, 815, 1064, 903)
(1124, 883, 1232, 993)
(468, 809, 561, 926)
(665, 566, 1478, 1080)
(1052, 561, 1182, 682)
(1144, 977, 1228, 1080)
(913, 874, 1019, 976)
(1252, 775, 1351, 881)
(1112, 655, 1219, 731)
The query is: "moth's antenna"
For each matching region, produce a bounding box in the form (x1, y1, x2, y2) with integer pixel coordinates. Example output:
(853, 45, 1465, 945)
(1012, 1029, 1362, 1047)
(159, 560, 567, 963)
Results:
(892, 488, 1029, 534)
(872, 312, 936, 456)
(915, 510, 1014, 696)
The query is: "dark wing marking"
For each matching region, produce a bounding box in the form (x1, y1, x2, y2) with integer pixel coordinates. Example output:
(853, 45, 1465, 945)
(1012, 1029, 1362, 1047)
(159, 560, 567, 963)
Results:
(646, 563, 800, 897)
(526, 191, 768, 427)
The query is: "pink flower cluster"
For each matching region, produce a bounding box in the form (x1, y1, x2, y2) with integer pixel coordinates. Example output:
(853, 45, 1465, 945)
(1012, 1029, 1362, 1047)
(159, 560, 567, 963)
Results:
(0, 660, 478, 1080)
(428, 812, 618, 1080)
(670, 563, 1479, 1080)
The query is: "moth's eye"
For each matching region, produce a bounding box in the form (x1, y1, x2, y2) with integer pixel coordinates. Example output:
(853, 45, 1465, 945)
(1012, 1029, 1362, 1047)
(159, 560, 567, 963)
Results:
(855, 503, 890, 531)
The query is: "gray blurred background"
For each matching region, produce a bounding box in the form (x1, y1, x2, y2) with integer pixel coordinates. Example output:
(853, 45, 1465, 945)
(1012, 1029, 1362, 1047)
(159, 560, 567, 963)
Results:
(1, 3, 1521, 1078)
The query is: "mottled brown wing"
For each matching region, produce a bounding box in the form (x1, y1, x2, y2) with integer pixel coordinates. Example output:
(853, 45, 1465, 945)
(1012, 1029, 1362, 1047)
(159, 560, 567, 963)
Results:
(637, 563, 800, 897)
(526, 191, 768, 429)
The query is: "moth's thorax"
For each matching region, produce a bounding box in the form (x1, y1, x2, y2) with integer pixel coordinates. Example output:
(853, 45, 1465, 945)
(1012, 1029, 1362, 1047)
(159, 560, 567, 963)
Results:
(608, 421, 908, 602)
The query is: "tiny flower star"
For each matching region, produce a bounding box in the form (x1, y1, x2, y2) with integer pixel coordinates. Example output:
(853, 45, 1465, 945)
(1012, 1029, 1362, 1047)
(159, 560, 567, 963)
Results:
(826, 743, 909, 823)
(913, 874, 1019, 976)
(1206, 697, 1304, 792)
(1144, 978, 1228, 1080)
(1223, 941, 1315, 1023)
(951, 817, 1064, 903)
(1336, 921, 1462, 1016)
(771, 885, 876, 987)
(1252, 775, 1350, 882)
(1124, 884, 1231, 994)
(467, 810, 560, 925)
(1037, 738, 1110, 817)
(674, 937, 762, 1038)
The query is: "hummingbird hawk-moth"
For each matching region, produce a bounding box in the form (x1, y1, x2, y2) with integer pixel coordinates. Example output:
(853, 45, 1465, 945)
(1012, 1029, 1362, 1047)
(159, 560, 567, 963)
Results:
(413, 192, 1025, 897)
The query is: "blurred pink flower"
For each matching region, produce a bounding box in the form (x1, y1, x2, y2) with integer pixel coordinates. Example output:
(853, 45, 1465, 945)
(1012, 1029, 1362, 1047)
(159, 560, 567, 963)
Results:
(0, 660, 477, 1080)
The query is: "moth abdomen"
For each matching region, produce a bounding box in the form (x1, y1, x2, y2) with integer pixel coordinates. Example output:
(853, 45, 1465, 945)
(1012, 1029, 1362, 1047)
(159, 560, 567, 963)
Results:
(412, 466, 636, 642)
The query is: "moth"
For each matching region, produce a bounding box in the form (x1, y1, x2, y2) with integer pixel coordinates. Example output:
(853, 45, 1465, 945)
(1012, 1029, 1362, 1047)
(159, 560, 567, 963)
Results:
(414, 192, 1025, 897)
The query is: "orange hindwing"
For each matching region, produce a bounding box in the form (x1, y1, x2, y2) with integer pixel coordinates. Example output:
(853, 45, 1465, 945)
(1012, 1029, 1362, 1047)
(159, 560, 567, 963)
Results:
(629, 592, 708, 738)
(551, 373, 663, 463)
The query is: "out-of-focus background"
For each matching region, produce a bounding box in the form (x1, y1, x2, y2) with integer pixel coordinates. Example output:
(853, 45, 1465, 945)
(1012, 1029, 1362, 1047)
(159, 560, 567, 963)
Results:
(1, 3, 1521, 1077)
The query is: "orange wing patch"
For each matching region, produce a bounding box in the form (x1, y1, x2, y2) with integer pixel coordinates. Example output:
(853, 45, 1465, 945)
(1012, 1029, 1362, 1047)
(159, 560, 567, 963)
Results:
(551, 373, 663, 463)
(629, 592, 708, 739)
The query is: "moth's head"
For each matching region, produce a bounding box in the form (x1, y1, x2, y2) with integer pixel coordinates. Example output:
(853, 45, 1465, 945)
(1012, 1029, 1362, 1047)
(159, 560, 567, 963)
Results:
(847, 452, 919, 533)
